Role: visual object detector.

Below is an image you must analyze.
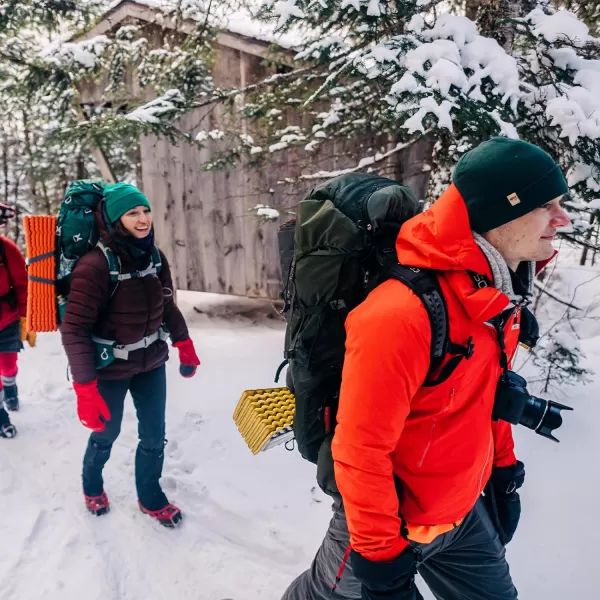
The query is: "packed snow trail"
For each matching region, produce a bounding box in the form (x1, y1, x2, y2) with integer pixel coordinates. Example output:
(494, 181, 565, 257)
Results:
(0, 292, 597, 599)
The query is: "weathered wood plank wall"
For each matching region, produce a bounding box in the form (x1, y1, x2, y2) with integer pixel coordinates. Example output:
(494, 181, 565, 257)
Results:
(141, 45, 387, 299)
(141, 45, 316, 298)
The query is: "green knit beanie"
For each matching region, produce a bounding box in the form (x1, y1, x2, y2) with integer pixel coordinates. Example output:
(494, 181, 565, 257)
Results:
(103, 182, 151, 224)
(453, 137, 568, 233)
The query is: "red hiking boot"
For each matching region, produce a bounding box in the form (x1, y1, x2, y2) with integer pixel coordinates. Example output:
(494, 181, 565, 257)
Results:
(139, 501, 182, 528)
(85, 491, 110, 516)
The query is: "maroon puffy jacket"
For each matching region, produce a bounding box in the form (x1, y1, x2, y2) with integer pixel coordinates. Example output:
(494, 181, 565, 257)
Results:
(60, 206, 189, 384)
(0, 236, 27, 331)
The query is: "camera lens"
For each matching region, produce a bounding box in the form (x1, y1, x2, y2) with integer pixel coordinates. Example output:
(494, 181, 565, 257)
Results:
(521, 395, 573, 442)
(520, 396, 550, 431)
(494, 371, 573, 442)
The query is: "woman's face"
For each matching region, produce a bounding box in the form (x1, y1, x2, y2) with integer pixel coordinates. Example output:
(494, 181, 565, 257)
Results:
(120, 205, 152, 239)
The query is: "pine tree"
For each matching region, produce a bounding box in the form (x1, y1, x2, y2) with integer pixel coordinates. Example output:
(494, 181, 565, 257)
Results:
(0, 0, 219, 230)
(531, 328, 592, 393)
(556, 0, 600, 34)
(195, 1, 599, 239)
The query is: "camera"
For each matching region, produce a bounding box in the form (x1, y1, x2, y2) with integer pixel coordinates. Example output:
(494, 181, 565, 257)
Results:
(493, 370, 573, 442)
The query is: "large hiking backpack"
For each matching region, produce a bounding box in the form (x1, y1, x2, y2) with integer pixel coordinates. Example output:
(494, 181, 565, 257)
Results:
(55, 180, 108, 322)
(277, 173, 472, 493)
(55, 180, 161, 324)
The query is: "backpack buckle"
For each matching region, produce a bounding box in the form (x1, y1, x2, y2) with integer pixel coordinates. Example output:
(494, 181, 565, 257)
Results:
(137, 265, 156, 278)
(465, 336, 474, 359)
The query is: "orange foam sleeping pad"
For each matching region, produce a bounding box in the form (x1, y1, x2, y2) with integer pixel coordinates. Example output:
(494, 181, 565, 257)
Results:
(24, 215, 58, 333)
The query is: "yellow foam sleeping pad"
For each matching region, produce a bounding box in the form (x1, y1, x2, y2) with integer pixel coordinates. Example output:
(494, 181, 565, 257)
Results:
(233, 387, 295, 454)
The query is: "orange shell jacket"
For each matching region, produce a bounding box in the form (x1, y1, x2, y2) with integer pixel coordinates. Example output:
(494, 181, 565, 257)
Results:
(332, 184, 527, 562)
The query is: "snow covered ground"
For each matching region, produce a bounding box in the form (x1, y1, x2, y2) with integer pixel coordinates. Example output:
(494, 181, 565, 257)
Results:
(1, 277, 598, 600)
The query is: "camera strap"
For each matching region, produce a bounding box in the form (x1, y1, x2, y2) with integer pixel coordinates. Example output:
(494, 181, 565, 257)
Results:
(492, 308, 517, 374)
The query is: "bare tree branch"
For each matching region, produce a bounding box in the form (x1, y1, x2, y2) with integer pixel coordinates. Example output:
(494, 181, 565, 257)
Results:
(533, 280, 583, 311)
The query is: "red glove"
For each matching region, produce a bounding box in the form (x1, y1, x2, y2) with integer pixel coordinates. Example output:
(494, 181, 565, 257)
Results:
(173, 338, 200, 378)
(73, 380, 111, 432)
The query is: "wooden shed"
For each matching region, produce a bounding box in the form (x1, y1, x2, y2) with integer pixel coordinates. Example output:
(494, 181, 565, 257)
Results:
(76, 1, 319, 299)
(76, 1, 428, 299)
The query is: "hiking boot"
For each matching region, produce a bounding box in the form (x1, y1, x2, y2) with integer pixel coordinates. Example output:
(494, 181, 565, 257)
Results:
(0, 407, 16, 438)
(139, 501, 182, 528)
(85, 491, 110, 516)
(4, 384, 19, 411)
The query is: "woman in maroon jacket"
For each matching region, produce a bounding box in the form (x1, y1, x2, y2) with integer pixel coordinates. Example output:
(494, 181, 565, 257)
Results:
(60, 183, 200, 527)
(0, 232, 36, 438)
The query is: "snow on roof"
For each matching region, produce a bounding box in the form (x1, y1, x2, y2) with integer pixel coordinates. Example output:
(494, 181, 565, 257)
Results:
(105, 0, 301, 49)
(39, 34, 111, 68)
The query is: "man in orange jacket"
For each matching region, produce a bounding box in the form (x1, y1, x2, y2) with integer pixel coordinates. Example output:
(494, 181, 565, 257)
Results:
(281, 138, 571, 600)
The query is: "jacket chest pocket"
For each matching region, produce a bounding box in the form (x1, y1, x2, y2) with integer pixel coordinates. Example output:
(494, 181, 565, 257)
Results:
(416, 387, 456, 468)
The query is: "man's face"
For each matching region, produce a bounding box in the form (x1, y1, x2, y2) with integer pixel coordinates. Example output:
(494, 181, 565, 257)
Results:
(482, 197, 571, 269)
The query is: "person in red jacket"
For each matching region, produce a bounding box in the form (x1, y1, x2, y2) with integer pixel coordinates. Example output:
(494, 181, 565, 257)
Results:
(0, 216, 36, 438)
(281, 138, 571, 600)
(60, 183, 200, 527)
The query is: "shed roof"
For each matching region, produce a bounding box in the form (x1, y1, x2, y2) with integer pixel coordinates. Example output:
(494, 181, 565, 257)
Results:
(80, 0, 299, 58)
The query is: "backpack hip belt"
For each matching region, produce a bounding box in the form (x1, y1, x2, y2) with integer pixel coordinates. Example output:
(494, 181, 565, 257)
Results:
(92, 327, 169, 361)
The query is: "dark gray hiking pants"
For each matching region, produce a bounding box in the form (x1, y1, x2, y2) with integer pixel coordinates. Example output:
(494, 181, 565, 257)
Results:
(281, 498, 518, 600)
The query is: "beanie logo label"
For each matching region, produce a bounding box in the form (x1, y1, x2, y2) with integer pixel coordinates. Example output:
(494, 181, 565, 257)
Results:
(507, 192, 521, 206)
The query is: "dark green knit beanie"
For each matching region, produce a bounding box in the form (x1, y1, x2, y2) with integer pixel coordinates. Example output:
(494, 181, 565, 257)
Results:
(453, 137, 568, 233)
(104, 182, 151, 224)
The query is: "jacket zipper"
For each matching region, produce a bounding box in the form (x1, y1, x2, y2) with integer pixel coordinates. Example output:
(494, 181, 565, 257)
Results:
(417, 388, 454, 468)
(477, 434, 494, 495)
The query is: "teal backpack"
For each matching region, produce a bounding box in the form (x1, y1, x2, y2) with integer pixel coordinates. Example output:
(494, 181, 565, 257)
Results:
(55, 180, 162, 324)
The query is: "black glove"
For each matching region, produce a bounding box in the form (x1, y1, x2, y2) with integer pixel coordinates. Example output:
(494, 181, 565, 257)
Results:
(483, 460, 525, 545)
(351, 546, 423, 600)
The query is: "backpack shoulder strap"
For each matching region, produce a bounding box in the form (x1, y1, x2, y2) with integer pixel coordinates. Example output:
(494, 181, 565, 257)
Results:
(96, 241, 121, 283)
(96, 241, 122, 303)
(387, 264, 473, 387)
(387, 264, 448, 366)
(97, 241, 161, 294)
(151, 247, 162, 273)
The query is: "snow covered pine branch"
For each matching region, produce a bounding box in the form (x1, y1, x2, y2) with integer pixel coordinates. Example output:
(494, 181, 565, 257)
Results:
(201, 1, 600, 213)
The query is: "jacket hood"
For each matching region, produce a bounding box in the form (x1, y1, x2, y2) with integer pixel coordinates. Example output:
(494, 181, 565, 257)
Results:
(396, 184, 511, 323)
(396, 184, 490, 274)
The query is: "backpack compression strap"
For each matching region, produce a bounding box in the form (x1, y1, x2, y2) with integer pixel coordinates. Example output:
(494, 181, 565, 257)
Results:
(387, 264, 474, 387)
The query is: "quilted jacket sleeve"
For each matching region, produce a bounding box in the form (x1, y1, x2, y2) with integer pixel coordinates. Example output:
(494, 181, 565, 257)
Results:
(157, 249, 189, 343)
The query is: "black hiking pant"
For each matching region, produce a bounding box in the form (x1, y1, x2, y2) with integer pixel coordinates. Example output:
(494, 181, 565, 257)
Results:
(281, 498, 518, 600)
(82, 365, 168, 511)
